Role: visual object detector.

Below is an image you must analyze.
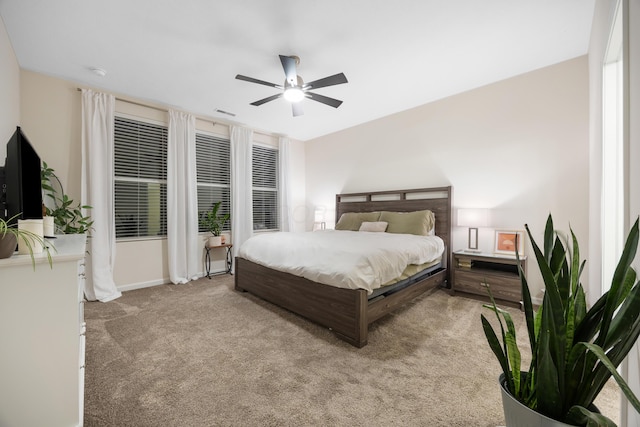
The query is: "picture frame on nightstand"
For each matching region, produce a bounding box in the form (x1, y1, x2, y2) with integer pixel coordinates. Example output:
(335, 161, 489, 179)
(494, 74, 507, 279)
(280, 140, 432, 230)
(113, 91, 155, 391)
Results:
(494, 230, 524, 256)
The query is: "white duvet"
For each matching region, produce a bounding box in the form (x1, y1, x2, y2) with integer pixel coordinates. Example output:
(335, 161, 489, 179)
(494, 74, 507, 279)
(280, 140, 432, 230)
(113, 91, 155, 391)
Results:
(237, 230, 445, 294)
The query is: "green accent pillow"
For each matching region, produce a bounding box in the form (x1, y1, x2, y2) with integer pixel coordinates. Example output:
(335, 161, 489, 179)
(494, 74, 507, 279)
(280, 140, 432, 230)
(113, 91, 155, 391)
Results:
(335, 212, 381, 231)
(379, 210, 435, 236)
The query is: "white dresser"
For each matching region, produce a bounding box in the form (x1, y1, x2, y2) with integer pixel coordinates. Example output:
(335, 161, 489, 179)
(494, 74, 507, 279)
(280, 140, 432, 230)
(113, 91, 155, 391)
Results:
(0, 234, 87, 427)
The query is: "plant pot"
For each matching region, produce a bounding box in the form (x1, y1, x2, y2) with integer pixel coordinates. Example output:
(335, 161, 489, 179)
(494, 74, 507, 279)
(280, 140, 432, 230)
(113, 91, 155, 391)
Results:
(208, 236, 222, 247)
(500, 374, 575, 427)
(17, 219, 44, 254)
(0, 233, 17, 259)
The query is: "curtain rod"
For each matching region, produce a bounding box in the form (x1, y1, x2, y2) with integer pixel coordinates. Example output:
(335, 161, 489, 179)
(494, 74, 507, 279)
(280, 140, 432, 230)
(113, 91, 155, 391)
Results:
(76, 87, 215, 124)
(75, 87, 279, 139)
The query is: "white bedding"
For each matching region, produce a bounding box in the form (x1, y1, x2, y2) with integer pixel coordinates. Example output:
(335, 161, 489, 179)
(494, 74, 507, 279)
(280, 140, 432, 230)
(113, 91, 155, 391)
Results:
(237, 230, 445, 294)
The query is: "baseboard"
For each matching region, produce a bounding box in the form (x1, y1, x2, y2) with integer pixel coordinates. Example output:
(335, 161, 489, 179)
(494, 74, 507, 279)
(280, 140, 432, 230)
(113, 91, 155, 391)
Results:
(116, 270, 218, 293)
(117, 278, 168, 293)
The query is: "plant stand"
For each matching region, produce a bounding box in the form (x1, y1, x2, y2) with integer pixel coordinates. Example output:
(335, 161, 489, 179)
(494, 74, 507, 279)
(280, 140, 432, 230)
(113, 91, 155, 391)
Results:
(204, 243, 233, 278)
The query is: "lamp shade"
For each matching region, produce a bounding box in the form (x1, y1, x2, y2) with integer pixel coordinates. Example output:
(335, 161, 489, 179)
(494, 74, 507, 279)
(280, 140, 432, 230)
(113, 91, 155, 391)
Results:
(313, 207, 326, 231)
(457, 208, 490, 228)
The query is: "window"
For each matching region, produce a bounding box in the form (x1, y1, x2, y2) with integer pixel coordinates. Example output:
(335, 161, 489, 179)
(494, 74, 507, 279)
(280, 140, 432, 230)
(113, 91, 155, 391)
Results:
(196, 133, 231, 232)
(252, 145, 279, 231)
(602, 0, 625, 292)
(114, 116, 167, 238)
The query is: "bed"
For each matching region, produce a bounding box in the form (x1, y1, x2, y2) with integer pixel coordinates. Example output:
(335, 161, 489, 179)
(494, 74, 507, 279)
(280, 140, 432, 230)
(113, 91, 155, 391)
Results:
(234, 186, 452, 347)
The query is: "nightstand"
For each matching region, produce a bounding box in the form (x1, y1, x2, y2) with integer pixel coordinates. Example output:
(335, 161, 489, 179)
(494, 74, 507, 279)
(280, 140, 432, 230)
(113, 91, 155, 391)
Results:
(451, 251, 526, 309)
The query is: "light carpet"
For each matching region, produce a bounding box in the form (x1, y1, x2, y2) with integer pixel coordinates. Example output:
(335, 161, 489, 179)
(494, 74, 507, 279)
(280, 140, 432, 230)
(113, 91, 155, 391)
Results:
(83, 276, 619, 426)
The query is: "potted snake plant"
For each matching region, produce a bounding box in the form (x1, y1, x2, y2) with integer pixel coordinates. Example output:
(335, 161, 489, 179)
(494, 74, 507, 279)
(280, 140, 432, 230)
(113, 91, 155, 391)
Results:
(482, 214, 640, 426)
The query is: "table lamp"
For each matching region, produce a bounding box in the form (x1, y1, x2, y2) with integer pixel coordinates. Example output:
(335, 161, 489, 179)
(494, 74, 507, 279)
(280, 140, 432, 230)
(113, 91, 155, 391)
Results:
(457, 208, 489, 253)
(313, 207, 326, 231)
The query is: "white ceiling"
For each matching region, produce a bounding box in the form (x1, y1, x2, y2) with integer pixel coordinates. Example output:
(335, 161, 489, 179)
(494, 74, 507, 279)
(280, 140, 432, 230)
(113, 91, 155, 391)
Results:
(0, 0, 595, 141)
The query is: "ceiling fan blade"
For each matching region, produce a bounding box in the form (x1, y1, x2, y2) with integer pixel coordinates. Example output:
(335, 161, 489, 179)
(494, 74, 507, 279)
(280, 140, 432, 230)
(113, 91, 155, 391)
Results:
(304, 73, 348, 90)
(236, 74, 282, 89)
(292, 102, 304, 117)
(251, 93, 283, 106)
(279, 55, 298, 85)
(306, 92, 343, 108)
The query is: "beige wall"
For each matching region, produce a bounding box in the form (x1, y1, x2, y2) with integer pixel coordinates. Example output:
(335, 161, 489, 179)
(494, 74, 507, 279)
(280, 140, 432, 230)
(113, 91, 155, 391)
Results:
(20, 71, 82, 197)
(17, 71, 306, 291)
(305, 57, 590, 300)
(0, 16, 20, 160)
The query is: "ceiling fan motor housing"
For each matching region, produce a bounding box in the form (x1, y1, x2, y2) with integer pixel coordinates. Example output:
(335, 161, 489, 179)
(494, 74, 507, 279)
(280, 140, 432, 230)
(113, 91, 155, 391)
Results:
(285, 75, 304, 89)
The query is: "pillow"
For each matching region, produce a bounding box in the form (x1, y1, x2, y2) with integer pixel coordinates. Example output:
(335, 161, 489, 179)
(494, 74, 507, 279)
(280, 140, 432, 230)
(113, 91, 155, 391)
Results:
(379, 210, 435, 236)
(335, 212, 381, 231)
(359, 221, 388, 232)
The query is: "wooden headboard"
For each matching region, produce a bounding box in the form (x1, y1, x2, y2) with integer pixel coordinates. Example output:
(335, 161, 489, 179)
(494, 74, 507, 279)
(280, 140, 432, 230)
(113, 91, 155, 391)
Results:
(335, 186, 452, 283)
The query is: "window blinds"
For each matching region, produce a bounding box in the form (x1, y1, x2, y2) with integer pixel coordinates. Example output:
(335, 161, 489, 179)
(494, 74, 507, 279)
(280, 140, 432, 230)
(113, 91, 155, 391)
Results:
(114, 116, 168, 238)
(252, 145, 279, 231)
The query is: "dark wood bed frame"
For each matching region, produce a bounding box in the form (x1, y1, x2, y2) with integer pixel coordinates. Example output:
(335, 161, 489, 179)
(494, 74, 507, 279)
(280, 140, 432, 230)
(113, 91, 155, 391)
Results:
(234, 186, 452, 347)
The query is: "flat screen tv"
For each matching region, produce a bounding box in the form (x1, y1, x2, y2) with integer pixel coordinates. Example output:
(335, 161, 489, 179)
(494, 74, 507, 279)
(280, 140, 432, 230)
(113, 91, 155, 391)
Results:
(1, 127, 43, 224)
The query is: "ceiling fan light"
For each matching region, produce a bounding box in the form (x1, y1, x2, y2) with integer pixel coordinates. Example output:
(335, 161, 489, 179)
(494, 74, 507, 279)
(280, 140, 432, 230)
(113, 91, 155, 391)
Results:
(284, 87, 304, 103)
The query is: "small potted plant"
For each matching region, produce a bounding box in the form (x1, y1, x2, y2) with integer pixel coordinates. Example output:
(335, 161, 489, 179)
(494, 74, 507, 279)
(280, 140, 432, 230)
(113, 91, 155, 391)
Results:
(482, 214, 640, 426)
(0, 213, 52, 268)
(41, 161, 93, 235)
(200, 201, 230, 247)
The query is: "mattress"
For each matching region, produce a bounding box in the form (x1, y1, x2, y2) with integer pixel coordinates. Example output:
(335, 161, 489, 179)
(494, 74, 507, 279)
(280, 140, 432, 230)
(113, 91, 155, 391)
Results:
(237, 230, 445, 294)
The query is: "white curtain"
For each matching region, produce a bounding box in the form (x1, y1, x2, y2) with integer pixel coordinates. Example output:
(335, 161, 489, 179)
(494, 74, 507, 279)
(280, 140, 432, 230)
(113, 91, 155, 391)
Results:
(278, 137, 293, 232)
(230, 126, 253, 257)
(81, 89, 121, 302)
(167, 110, 199, 284)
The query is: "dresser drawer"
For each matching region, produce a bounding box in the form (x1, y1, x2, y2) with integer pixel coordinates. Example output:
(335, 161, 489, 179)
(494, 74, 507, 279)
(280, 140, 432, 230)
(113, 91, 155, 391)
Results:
(454, 270, 521, 303)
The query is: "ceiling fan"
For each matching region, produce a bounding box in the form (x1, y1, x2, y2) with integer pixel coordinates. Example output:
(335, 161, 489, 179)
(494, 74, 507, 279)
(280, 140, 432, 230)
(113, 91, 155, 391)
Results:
(235, 55, 348, 117)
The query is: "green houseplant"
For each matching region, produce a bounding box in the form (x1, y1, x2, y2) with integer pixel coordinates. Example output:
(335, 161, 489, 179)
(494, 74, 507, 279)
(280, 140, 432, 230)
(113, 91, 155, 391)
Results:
(482, 214, 640, 426)
(200, 201, 230, 247)
(0, 213, 52, 268)
(41, 161, 93, 234)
